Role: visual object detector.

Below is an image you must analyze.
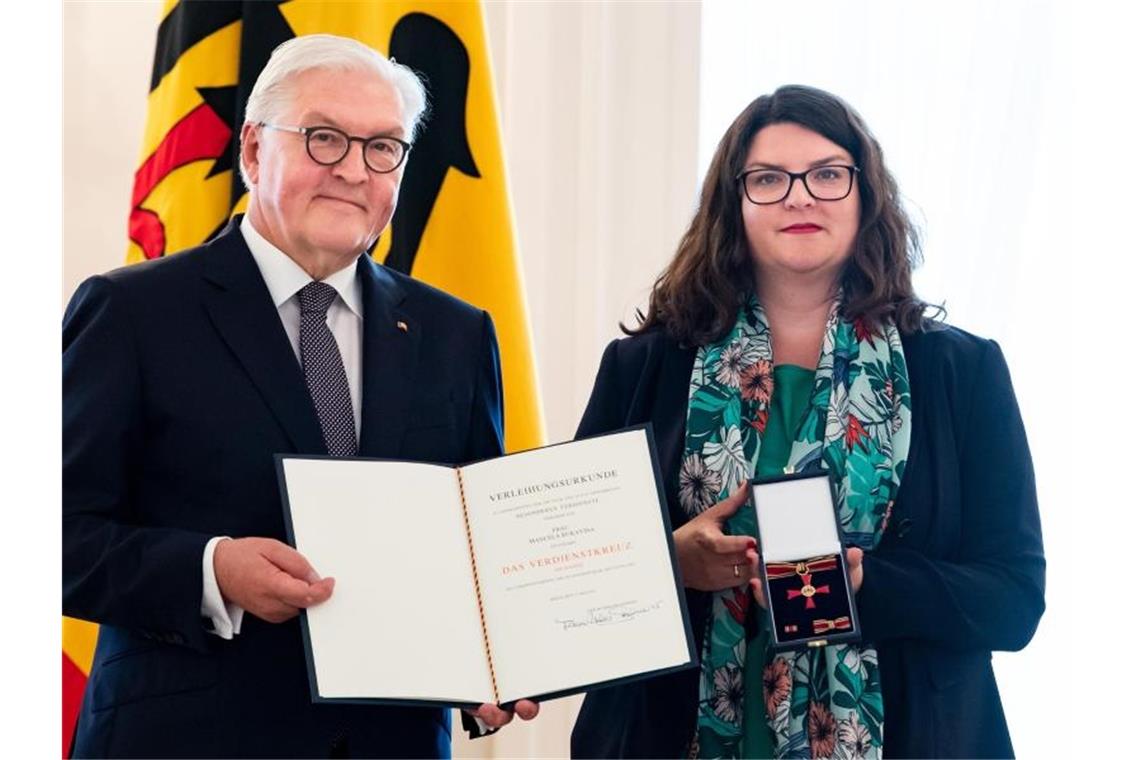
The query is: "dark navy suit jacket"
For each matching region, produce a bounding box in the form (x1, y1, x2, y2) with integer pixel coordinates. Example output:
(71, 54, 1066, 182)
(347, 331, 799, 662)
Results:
(569, 324, 1045, 759)
(63, 219, 504, 758)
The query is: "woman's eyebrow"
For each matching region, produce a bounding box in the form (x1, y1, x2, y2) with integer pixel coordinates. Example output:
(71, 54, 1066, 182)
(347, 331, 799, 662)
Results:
(743, 154, 849, 171)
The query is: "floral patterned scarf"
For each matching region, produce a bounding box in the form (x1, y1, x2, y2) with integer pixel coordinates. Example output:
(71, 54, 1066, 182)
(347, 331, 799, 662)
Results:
(684, 295, 911, 759)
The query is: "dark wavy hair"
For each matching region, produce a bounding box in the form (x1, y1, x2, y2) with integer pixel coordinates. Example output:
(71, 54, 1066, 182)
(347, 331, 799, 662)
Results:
(628, 84, 937, 345)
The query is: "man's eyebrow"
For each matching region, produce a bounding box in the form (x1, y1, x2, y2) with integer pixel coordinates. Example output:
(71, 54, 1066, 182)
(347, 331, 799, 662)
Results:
(299, 112, 406, 138)
(299, 111, 338, 127)
(742, 155, 850, 171)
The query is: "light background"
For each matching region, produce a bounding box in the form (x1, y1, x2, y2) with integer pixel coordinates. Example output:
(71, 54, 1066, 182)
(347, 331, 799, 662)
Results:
(12, 0, 1132, 756)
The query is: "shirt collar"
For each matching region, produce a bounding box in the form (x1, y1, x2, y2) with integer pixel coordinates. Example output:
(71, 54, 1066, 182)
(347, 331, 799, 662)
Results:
(240, 215, 363, 318)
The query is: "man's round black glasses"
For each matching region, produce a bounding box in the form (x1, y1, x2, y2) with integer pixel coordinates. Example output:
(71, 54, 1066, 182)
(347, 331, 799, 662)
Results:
(260, 123, 411, 174)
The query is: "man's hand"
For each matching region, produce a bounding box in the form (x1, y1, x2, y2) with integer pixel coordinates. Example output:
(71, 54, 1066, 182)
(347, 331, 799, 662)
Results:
(673, 482, 759, 591)
(749, 547, 864, 608)
(214, 537, 335, 623)
(465, 699, 540, 730)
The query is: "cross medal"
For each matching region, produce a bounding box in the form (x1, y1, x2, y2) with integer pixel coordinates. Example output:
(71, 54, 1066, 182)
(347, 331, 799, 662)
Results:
(765, 556, 838, 610)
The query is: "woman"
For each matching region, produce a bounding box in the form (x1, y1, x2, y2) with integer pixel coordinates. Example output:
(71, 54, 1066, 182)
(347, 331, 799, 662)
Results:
(569, 85, 1044, 759)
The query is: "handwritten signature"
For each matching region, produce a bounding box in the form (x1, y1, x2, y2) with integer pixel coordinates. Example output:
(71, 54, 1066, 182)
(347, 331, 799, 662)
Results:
(554, 600, 664, 630)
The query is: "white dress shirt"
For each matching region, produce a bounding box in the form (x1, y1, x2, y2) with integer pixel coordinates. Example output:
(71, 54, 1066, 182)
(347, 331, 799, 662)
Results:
(200, 216, 364, 638)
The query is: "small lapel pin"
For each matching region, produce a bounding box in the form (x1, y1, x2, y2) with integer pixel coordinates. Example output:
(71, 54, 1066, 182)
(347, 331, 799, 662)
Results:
(396, 321, 408, 333)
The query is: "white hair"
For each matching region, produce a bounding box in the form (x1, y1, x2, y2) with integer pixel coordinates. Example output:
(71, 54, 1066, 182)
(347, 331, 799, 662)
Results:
(239, 34, 428, 189)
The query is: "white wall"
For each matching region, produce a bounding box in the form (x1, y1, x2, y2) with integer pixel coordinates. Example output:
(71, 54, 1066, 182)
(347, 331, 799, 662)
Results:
(63, 0, 159, 303)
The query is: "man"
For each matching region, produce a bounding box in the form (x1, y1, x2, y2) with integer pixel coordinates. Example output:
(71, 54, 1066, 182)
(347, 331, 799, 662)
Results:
(64, 34, 537, 757)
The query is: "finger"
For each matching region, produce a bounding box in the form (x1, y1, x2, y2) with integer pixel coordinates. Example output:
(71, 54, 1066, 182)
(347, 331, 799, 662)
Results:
(258, 600, 301, 624)
(514, 700, 540, 720)
(270, 572, 325, 608)
(718, 550, 754, 567)
(474, 703, 513, 728)
(846, 547, 864, 569)
(262, 541, 322, 582)
(305, 577, 336, 605)
(709, 534, 758, 556)
(703, 481, 752, 522)
(749, 577, 768, 609)
(720, 558, 751, 587)
(745, 548, 761, 580)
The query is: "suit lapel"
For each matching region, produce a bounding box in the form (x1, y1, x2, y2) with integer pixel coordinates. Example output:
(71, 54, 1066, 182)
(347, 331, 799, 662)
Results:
(357, 256, 420, 458)
(200, 220, 326, 454)
(653, 339, 699, 519)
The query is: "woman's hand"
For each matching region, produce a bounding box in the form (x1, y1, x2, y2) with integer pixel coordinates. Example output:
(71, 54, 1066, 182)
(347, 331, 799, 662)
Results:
(748, 547, 864, 608)
(674, 482, 760, 591)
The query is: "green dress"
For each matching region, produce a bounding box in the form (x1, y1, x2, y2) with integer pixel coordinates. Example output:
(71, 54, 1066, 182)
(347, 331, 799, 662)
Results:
(741, 364, 816, 758)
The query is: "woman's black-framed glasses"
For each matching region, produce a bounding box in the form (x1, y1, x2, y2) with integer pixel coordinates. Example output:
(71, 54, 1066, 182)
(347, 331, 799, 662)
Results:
(737, 164, 860, 205)
(260, 123, 411, 174)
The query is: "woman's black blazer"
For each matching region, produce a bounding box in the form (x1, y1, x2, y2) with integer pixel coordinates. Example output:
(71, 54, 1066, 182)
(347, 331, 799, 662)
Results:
(569, 323, 1045, 759)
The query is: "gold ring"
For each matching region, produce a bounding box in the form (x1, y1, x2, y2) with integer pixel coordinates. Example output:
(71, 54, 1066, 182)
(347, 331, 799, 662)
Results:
(733, 564, 740, 578)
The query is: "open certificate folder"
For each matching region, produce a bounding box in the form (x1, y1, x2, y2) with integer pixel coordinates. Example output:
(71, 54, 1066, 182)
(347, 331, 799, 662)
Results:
(276, 426, 696, 707)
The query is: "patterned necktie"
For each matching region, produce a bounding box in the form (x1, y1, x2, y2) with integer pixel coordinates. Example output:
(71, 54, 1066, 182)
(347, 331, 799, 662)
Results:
(298, 281, 357, 457)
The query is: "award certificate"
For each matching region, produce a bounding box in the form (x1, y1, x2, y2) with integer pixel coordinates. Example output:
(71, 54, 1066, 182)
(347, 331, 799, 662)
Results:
(277, 426, 696, 707)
